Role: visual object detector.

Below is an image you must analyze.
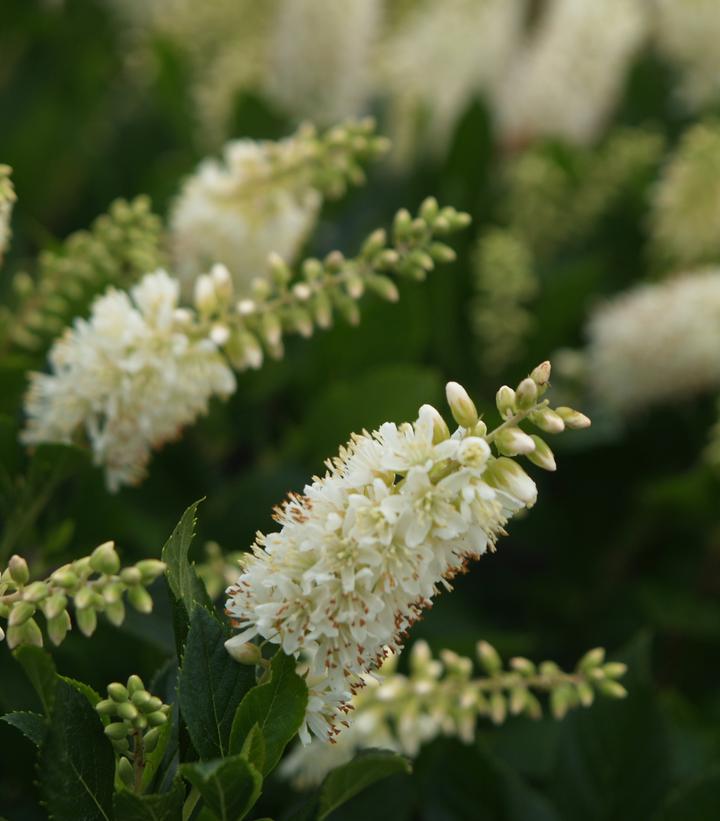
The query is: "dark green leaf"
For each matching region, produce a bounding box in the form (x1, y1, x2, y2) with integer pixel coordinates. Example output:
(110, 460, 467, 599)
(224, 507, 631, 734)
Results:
(61, 675, 102, 707)
(179, 607, 255, 759)
(113, 781, 186, 821)
(180, 754, 262, 821)
(239, 723, 266, 774)
(39, 678, 115, 821)
(229, 651, 308, 774)
(161, 499, 213, 654)
(317, 750, 412, 821)
(1, 710, 46, 746)
(13, 645, 57, 714)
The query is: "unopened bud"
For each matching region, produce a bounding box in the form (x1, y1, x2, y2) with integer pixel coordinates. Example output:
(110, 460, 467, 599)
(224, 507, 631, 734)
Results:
(108, 682, 129, 702)
(143, 727, 161, 753)
(47, 611, 71, 646)
(529, 408, 565, 434)
(9, 601, 36, 627)
(526, 435, 556, 471)
(419, 404, 450, 444)
(8, 555, 29, 586)
(194, 274, 217, 315)
(510, 657, 536, 675)
(51, 568, 78, 589)
(530, 361, 552, 387)
(489, 692, 507, 725)
(146, 710, 168, 727)
(555, 406, 592, 429)
(445, 382, 478, 428)
(134, 560, 166, 584)
(495, 386, 517, 419)
(225, 635, 263, 665)
(578, 647, 605, 672)
(495, 427, 536, 456)
(76, 607, 97, 637)
(104, 722, 129, 741)
(90, 541, 120, 576)
(476, 640, 502, 675)
(484, 457, 538, 507)
(597, 680, 628, 699)
(43, 593, 67, 619)
(96, 699, 115, 716)
(116, 702, 139, 721)
(210, 263, 233, 300)
(22, 581, 49, 603)
(602, 662, 627, 680)
(515, 378, 538, 410)
(118, 756, 135, 789)
(120, 567, 142, 586)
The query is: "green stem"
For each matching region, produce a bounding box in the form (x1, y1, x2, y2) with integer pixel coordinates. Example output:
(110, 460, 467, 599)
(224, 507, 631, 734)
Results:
(182, 786, 201, 821)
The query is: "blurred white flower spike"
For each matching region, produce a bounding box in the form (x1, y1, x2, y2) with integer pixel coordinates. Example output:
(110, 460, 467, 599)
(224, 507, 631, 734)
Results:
(225, 362, 590, 742)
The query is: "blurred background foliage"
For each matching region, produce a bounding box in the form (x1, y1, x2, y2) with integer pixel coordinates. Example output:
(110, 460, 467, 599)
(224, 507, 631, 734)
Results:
(1, 1, 720, 819)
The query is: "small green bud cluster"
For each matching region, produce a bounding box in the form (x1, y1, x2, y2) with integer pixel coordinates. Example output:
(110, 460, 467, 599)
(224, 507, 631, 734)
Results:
(0, 544, 165, 649)
(96, 674, 171, 790)
(488, 361, 590, 473)
(1, 196, 166, 355)
(190, 197, 469, 370)
(476, 642, 628, 723)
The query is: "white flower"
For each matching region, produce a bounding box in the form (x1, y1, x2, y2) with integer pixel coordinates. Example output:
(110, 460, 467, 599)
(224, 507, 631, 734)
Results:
(652, 0, 720, 110)
(265, 0, 381, 126)
(225, 396, 537, 741)
(586, 268, 720, 413)
(495, 0, 648, 146)
(169, 138, 321, 295)
(0, 165, 16, 265)
(377, 0, 526, 162)
(22, 270, 236, 491)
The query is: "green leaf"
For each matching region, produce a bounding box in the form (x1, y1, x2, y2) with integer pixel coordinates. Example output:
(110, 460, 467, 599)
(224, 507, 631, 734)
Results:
(654, 768, 720, 821)
(180, 754, 262, 821)
(113, 781, 186, 821)
(229, 651, 308, 774)
(13, 645, 57, 714)
(179, 607, 255, 759)
(317, 750, 412, 821)
(39, 678, 115, 821)
(161, 499, 213, 654)
(1, 710, 46, 746)
(239, 723, 266, 774)
(61, 675, 102, 707)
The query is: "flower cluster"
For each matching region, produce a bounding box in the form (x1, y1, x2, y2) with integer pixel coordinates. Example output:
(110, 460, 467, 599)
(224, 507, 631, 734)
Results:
(169, 119, 389, 294)
(96, 674, 171, 792)
(21, 199, 467, 490)
(653, 0, 720, 110)
(22, 270, 236, 491)
(470, 228, 536, 373)
(266, 0, 380, 126)
(495, 0, 647, 147)
(0, 543, 165, 648)
(0, 164, 15, 266)
(281, 639, 627, 788)
(377, 0, 525, 162)
(586, 268, 720, 414)
(225, 362, 591, 741)
(2, 196, 166, 356)
(649, 121, 720, 270)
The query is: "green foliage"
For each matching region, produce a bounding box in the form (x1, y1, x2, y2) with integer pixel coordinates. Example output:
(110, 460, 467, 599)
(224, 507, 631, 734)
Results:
(229, 651, 308, 775)
(112, 782, 186, 821)
(13, 644, 57, 714)
(180, 755, 262, 821)
(178, 607, 255, 760)
(317, 751, 412, 820)
(0, 711, 46, 747)
(39, 679, 115, 821)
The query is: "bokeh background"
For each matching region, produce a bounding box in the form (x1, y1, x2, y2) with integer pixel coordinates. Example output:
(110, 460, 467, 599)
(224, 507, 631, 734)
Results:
(2, 1, 720, 818)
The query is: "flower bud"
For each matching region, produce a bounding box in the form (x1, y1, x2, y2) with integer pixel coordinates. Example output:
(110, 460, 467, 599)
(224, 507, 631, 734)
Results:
(484, 457, 538, 507)
(555, 406, 592, 429)
(51, 568, 79, 589)
(131, 690, 152, 709)
(127, 675, 145, 695)
(127, 586, 153, 614)
(510, 686, 529, 715)
(104, 600, 125, 627)
(74, 588, 94, 610)
(112, 738, 130, 754)
(489, 692, 506, 725)
(597, 680, 628, 699)
(510, 657, 536, 675)
(445, 382, 478, 428)
(0, 626, 5, 643)
(578, 647, 605, 672)
(118, 756, 135, 790)
(576, 682, 595, 707)
(76, 607, 97, 637)
(268, 252, 291, 286)
(22, 581, 49, 603)
(194, 274, 217, 315)
(225, 635, 263, 665)
(529, 408, 565, 434)
(146, 710, 168, 727)
(120, 567, 142, 586)
(602, 662, 628, 679)
(210, 263, 233, 301)
(525, 435, 557, 471)
(419, 404, 450, 444)
(108, 682, 129, 702)
(134, 560, 166, 584)
(495, 386, 517, 419)
(104, 722, 129, 741)
(96, 699, 116, 716)
(7, 618, 43, 649)
(90, 541, 120, 576)
(143, 727, 161, 753)
(515, 378, 538, 410)
(495, 427, 536, 457)
(476, 640, 502, 675)
(47, 611, 71, 646)
(530, 361, 552, 387)
(43, 593, 67, 619)
(9, 601, 36, 627)
(8, 555, 30, 586)
(116, 701, 138, 721)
